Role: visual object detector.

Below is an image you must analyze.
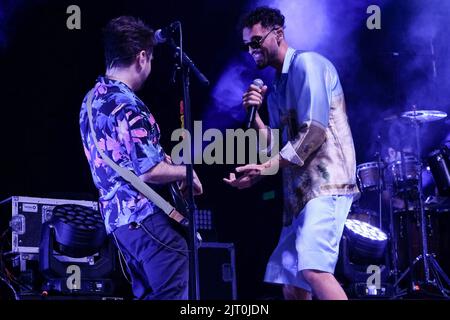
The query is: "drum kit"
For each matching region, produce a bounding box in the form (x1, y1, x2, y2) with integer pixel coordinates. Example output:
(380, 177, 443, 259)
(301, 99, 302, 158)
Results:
(354, 107, 450, 298)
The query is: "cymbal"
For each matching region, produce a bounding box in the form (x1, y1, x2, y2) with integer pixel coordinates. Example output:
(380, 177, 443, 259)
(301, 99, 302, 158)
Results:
(400, 110, 447, 123)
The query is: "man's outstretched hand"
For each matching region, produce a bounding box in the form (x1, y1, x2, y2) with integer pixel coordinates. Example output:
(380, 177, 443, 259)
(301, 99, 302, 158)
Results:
(223, 163, 267, 189)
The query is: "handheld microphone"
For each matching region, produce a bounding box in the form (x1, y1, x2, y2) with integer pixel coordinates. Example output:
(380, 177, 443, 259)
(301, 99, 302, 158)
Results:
(154, 22, 179, 44)
(246, 79, 265, 129)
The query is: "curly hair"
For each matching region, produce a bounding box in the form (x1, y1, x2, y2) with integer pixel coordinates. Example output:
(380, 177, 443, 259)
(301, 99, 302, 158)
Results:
(102, 16, 154, 69)
(241, 6, 285, 30)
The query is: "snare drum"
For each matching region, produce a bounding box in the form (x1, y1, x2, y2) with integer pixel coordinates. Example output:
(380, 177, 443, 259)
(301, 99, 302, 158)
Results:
(356, 162, 381, 192)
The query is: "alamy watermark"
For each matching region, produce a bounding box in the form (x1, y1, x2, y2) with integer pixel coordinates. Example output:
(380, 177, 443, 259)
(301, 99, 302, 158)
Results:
(367, 5, 381, 30)
(66, 5, 380, 32)
(66, 265, 81, 290)
(170, 121, 280, 175)
(366, 265, 381, 295)
(66, 5, 81, 30)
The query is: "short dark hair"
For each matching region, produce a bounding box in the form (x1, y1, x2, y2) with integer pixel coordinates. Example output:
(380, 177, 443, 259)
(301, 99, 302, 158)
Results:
(241, 6, 285, 30)
(102, 16, 154, 69)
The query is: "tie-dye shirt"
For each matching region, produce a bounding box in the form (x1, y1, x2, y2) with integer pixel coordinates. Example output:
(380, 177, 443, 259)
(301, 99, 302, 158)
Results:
(79, 76, 165, 233)
(267, 48, 359, 226)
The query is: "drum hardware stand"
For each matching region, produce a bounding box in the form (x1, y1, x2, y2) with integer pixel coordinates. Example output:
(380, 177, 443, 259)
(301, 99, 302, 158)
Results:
(393, 109, 450, 298)
(375, 134, 402, 286)
(375, 133, 384, 230)
(388, 190, 401, 287)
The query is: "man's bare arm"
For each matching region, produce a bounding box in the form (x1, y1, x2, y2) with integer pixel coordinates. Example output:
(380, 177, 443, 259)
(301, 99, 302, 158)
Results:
(139, 161, 186, 184)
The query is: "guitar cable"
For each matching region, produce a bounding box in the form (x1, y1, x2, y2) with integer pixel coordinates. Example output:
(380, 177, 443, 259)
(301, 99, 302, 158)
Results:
(110, 231, 132, 284)
(98, 205, 132, 284)
(133, 221, 193, 254)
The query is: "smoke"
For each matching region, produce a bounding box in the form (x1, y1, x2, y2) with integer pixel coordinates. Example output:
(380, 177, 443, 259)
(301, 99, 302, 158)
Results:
(0, 2, 11, 49)
(1, 0, 25, 49)
(203, 55, 274, 131)
(403, 0, 450, 108)
(204, 0, 450, 165)
(209, 59, 251, 123)
(255, 0, 378, 56)
(408, 1, 443, 41)
(204, 0, 388, 131)
(388, 0, 450, 157)
(202, 59, 247, 131)
(0, 0, 46, 50)
(257, 0, 330, 51)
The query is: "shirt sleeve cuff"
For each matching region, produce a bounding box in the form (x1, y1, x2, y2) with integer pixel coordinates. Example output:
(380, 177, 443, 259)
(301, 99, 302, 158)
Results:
(279, 141, 304, 166)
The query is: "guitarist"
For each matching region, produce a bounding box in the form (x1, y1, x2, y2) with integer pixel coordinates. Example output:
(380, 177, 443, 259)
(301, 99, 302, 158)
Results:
(79, 16, 202, 300)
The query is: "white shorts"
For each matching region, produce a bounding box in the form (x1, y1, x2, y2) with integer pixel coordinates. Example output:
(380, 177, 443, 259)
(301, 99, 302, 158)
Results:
(264, 195, 353, 292)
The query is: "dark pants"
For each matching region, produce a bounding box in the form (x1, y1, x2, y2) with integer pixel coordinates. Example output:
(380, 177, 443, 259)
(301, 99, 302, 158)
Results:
(113, 212, 189, 300)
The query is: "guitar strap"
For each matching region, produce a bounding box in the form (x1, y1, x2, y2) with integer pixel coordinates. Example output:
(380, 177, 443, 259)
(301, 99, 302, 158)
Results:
(85, 88, 189, 226)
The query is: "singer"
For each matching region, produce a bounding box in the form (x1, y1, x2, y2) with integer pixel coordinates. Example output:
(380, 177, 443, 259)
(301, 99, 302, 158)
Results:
(79, 16, 202, 300)
(224, 7, 359, 300)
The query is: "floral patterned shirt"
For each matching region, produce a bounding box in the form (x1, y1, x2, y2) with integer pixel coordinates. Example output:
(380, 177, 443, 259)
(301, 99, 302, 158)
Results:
(80, 76, 165, 233)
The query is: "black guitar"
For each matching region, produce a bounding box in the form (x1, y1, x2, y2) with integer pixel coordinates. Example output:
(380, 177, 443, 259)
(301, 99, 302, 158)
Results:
(166, 158, 202, 241)
(169, 180, 190, 226)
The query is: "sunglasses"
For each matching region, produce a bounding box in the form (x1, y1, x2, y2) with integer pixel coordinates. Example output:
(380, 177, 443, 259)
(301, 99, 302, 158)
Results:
(241, 27, 278, 51)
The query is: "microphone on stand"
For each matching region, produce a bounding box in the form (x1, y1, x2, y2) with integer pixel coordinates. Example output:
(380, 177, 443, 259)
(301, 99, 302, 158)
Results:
(246, 79, 265, 129)
(155, 21, 209, 86)
(154, 22, 180, 44)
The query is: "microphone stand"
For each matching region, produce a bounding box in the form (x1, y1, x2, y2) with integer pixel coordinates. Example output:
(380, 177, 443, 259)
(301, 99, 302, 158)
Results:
(166, 24, 209, 300)
(376, 134, 402, 287)
(376, 133, 383, 229)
